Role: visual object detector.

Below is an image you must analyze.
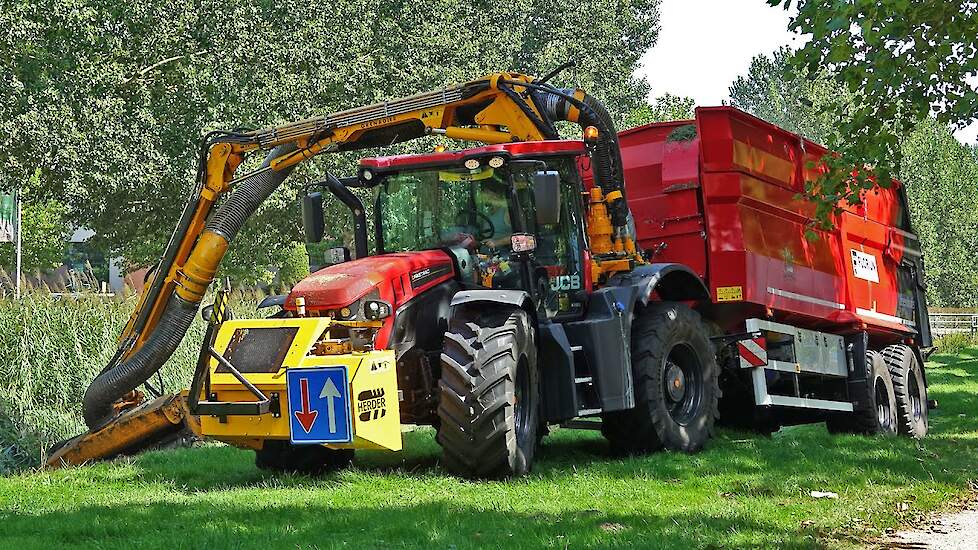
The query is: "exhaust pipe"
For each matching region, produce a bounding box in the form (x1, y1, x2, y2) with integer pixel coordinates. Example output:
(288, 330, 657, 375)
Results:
(82, 145, 297, 430)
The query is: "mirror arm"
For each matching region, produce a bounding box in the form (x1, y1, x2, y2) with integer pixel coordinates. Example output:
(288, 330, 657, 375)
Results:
(324, 173, 369, 259)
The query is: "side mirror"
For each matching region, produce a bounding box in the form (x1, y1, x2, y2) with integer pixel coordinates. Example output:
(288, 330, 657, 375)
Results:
(301, 191, 325, 243)
(510, 233, 537, 255)
(532, 171, 561, 226)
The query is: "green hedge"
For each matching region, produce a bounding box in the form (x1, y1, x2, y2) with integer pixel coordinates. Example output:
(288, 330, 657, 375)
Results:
(0, 292, 261, 473)
(934, 332, 978, 356)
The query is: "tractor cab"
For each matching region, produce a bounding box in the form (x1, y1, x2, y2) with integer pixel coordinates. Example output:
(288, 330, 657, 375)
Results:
(302, 140, 592, 321)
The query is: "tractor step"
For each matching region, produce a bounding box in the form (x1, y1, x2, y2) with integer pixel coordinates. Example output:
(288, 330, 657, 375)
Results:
(576, 408, 602, 416)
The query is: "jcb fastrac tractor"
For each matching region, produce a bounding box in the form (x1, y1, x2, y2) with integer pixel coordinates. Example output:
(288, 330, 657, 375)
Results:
(50, 70, 933, 478)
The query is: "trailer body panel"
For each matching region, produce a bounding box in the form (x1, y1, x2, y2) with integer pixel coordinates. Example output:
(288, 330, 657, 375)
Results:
(616, 107, 928, 345)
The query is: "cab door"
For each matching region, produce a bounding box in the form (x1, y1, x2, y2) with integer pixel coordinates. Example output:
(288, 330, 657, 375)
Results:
(510, 159, 589, 320)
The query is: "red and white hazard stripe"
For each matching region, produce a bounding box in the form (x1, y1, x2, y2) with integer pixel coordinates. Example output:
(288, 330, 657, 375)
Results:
(737, 336, 767, 368)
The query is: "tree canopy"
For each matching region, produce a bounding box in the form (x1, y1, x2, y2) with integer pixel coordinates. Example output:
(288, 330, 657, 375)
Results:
(1, 0, 661, 283)
(623, 93, 696, 128)
(767, 0, 978, 226)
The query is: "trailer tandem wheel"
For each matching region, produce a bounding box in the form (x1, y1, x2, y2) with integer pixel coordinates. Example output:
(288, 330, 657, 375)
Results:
(602, 302, 720, 454)
(882, 344, 928, 438)
(826, 351, 898, 436)
(436, 307, 539, 478)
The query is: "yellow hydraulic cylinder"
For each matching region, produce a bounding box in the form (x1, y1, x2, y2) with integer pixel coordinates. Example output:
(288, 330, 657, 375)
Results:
(175, 230, 228, 303)
(587, 187, 614, 255)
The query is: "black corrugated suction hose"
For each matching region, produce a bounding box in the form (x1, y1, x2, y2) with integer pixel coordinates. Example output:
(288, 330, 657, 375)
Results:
(536, 88, 629, 228)
(82, 145, 297, 430)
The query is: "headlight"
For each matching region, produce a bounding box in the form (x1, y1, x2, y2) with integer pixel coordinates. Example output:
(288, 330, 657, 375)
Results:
(364, 300, 392, 320)
(337, 305, 356, 319)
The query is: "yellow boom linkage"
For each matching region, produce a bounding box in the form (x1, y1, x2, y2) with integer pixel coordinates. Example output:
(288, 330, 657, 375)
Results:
(47, 71, 633, 467)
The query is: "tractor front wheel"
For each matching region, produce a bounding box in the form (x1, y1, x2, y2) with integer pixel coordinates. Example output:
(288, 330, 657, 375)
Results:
(437, 307, 539, 478)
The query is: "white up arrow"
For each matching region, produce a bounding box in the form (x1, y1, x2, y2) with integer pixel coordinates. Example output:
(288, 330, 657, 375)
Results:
(320, 378, 342, 433)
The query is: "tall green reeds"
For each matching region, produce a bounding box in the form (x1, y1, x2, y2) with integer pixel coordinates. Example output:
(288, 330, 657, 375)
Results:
(0, 291, 262, 472)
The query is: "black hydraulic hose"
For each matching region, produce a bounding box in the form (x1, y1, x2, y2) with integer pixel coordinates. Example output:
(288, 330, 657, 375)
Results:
(204, 144, 298, 240)
(82, 144, 298, 430)
(529, 84, 629, 229)
(83, 293, 198, 429)
(576, 94, 629, 228)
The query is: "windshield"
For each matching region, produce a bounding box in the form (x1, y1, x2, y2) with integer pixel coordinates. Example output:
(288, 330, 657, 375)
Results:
(377, 165, 521, 253)
(375, 156, 588, 316)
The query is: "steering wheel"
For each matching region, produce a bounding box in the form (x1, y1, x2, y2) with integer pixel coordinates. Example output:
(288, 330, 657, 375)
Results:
(455, 209, 495, 240)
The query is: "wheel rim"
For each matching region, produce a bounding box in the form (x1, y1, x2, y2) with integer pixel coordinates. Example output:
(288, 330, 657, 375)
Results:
(514, 358, 531, 447)
(875, 377, 893, 430)
(663, 343, 703, 425)
(908, 367, 924, 422)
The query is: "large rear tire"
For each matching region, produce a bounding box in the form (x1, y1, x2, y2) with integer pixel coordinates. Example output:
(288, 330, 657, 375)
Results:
(882, 344, 928, 438)
(826, 350, 898, 436)
(254, 440, 354, 475)
(437, 308, 539, 478)
(602, 302, 720, 454)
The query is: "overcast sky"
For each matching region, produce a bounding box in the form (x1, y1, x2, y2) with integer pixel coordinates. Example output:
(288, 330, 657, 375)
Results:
(638, 0, 978, 144)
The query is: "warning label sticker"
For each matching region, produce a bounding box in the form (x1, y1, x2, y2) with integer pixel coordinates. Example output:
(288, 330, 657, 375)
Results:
(717, 286, 743, 302)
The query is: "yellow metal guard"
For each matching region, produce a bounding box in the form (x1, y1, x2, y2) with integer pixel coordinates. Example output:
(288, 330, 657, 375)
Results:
(198, 318, 402, 452)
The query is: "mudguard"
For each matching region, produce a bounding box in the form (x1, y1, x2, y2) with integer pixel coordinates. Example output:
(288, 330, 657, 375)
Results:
(607, 263, 711, 308)
(450, 289, 534, 312)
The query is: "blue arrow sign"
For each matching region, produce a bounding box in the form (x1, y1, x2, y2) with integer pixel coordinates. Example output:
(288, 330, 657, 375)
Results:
(287, 366, 352, 444)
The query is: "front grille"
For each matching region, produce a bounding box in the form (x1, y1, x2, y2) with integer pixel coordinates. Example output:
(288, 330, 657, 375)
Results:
(218, 327, 299, 373)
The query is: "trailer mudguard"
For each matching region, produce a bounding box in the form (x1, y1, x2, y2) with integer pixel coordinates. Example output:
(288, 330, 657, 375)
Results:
(843, 331, 870, 409)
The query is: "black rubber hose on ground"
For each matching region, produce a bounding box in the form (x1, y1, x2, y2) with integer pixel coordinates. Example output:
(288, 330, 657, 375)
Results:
(82, 144, 297, 430)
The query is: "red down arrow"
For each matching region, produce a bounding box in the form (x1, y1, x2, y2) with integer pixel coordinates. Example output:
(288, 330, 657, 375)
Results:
(294, 378, 318, 433)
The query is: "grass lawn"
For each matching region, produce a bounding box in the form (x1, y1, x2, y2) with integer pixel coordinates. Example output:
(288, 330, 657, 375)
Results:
(1, 348, 976, 549)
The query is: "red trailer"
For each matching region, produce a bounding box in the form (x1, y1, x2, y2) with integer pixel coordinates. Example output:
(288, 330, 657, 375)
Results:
(613, 106, 932, 434)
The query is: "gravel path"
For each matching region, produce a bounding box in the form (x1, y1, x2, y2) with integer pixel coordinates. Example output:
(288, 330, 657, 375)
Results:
(885, 501, 978, 549)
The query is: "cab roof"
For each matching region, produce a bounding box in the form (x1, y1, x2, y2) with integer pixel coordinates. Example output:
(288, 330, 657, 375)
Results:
(360, 139, 585, 171)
